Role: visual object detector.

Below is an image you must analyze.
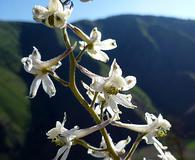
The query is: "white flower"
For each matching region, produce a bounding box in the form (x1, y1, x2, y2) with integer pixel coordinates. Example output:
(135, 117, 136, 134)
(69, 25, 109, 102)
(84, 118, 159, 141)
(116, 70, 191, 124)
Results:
(112, 112, 171, 138)
(88, 134, 131, 160)
(47, 113, 78, 160)
(21, 45, 75, 98)
(112, 113, 172, 159)
(158, 151, 177, 160)
(69, 24, 117, 62)
(82, 81, 121, 120)
(78, 59, 137, 117)
(33, 0, 73, 28)
(47, 113, 112, 160)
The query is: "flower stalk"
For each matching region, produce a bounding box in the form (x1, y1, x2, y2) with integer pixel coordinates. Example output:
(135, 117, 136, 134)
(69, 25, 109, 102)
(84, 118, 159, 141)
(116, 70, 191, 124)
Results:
(62, 28, 120, 160)
(76, 44, 89, 62)
(75, 139, 107, 152)
(90, 91, 99, 108)
(49, 73, 69, 87)
(125, 133, 145, 160)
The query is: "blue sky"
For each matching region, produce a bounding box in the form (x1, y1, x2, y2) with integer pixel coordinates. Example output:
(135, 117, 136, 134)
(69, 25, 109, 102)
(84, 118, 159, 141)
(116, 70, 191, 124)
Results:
(1, 0, 195, 22)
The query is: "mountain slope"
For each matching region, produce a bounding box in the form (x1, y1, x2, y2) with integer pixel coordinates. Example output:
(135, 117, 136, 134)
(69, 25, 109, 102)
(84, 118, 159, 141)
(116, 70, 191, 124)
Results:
(1, 15, 195, 159)
(0, 22, 30, 160)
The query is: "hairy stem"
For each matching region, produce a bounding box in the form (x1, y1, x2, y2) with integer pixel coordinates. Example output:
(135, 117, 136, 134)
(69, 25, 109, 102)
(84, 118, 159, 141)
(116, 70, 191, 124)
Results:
(62, 28, 119, 160)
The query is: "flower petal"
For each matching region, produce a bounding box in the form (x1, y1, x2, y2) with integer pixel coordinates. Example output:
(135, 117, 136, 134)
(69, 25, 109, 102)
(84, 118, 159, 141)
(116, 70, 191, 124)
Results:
(99, 39, 117, 51)
(74, 118, 111, 139)
(61, 126, 79, 142)
(42, 75, 56, 97)
(54, 145, 68, 160)
(45, 43, 76, 68)
(77, 63, 104, 80)
(82, 81, 98, 102)
(63, 0, 74, 13)
(109, 59, 122, 77)
(105, 76, 127, 91)
(30, 46, 41, 60)
(105, 59, 136, 91)
(29, 75, 42, 98)
(153, 137, 167, 150)
(51, 62, 62, 72)
(79, 41, 87, 50)
(145, 112, 155, 125)
(153, 142, 166, 160)
(105, 94, 121, 113)
(90, 27, 102, 43)
(60, 146, 71, 160)
(21, 57, 33, 73)
(33, 5, 50, 20)
(158, 151, 177, 160)
(46, 121, 67, 139)
(94, 105, 101, 115)
(54, 12, 66, 28)
(106, 106, 120, 120)
(158, 114, 171, 130)
(111, 93, 136, 109)
(115, 136, 131, 153)
(112, 121, 151, 133)
(48, 0, 63, 12)
(87, 49, 109, 62)
(47, 123, 59, 139)
(123, 76, 137, 91)
(68, 24, 90, 43)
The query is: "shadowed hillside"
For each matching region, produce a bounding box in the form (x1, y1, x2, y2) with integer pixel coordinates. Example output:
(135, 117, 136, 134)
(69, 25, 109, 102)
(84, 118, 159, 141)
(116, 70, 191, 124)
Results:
(0, 15, 195, 159)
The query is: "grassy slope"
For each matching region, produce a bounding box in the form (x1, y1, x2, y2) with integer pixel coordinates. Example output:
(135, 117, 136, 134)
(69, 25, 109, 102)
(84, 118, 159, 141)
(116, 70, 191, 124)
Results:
(0, 22, 30, 160)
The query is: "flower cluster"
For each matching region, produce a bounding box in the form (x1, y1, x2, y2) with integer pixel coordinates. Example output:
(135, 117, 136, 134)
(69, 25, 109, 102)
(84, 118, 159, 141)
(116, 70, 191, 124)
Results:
(21, 0, 177, 160)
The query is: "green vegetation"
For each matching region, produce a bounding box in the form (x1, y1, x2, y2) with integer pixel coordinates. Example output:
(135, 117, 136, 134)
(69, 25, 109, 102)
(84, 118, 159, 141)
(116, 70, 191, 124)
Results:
(0, 22, 30, 160)
(0, 67, 30, 159)
(187, 140, 195, 150)
(0, 22, 22, 72)
(132, 86, 157, 114)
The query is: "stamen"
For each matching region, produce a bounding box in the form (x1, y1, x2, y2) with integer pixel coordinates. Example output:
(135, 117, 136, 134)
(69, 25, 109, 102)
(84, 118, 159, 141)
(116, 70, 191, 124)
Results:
(156, 128, 168, 138)
(103, 86, 119, 95)
(48, 15, 55, 26)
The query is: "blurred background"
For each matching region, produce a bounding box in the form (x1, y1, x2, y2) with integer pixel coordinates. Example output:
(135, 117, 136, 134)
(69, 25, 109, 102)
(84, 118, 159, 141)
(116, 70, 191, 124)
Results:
(0, 0, 195, 160)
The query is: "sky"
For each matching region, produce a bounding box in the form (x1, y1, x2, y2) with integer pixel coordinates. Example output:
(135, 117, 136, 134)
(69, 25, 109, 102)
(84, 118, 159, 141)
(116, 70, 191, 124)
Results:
(1, 0, 195, 22)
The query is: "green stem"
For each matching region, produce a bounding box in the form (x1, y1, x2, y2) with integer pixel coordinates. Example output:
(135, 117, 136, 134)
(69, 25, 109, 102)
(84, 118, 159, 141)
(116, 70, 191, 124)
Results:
(125, 133, 144, 160)
(76, 44, 88, 62)
(75, 139, 107, 152)
(49, 73, 69, 87)
(62, 28, 119, 160)
(100, 101, 106, 121)
(90, 92, 98, 108)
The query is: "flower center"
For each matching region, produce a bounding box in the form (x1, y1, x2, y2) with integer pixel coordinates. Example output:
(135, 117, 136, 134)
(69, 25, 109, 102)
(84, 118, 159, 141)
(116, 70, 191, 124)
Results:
(87, 43, 94, 50)
(103, 85, 119, 95)
(55, 15, 61, 22)
(156, 127, 168, 138)
(52, 136, 66, 146)
(48, 15, 55, 27)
